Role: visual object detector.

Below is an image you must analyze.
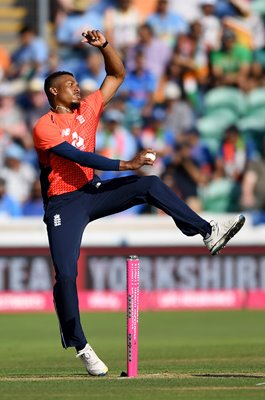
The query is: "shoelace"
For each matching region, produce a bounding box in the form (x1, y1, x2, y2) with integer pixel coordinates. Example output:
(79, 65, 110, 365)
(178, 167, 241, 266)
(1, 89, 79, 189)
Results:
(76, 350, 91, 359)
(208, 221, 218, 237)
(77, 351, 102, 368)
(210, 221, 217, 230)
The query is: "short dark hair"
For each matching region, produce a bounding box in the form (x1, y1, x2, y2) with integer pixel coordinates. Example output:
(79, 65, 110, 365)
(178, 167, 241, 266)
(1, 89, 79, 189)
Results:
(140, 23, 154, 35)
(19, 25, 35, 36)
(0, 177, 6, 187)
(44, 71, 74, 104)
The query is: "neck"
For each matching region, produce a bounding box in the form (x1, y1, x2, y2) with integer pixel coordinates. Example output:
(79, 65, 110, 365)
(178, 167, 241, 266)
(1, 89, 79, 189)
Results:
(51, 105, 73, 114)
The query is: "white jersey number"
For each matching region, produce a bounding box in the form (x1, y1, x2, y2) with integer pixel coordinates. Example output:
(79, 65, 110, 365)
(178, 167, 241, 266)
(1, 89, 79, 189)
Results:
(71, 132, 85, 150)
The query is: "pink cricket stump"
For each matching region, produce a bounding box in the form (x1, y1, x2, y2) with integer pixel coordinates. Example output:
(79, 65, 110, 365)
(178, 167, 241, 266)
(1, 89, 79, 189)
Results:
(126, 255, 140, 378)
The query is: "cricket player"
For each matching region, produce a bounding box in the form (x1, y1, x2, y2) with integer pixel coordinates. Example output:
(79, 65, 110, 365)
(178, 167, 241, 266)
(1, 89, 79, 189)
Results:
(33, 30, 245, 376)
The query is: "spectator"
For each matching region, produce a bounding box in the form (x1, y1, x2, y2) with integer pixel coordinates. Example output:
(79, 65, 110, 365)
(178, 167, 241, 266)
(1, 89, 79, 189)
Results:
(240, 141, 265, 225)
(102, 94, 143, 132)
(0, 143, 36, 204)
(23, 78, 49, 131)
(221, 0, 265, 89)
(0, 177, 22, 218)
(121, 49, 156, 118)
(168, 0, 201, 23)
(74, 48, 106, 86)
(199, 124, 257, 214)
(199, 0, 222, 51)
(154, 52, 183, 104)
(10, 26, 49, 79)
(146, 0, 188, 48)
(22, 179, 43, 216)
(215, 125, 256, 183)
(53, 0, 107, 25)
(51, 0, 74, 26)
(0, 126, 10, 169)
(222, 0, 265, 51)
(159, 81, 195, 137)
(96, 109, 138, 180)
(168, 145, 202, 211)
(210, 28, 253, 89)
(182, 127, 213, 179)
(166, 127, 212, 211)
(126, 23, 171, 82)
(133, 0, 157, 18)
(0, 45, 11, 81)
(104, 0, 142, 56)
(0, 81, 30, 149)
(56, 1, 103, 70)
(79, 78, 98, 98)
(215, 0, 240, 19)
(173, 21, 209, 110)
(138, 107, 175, 177)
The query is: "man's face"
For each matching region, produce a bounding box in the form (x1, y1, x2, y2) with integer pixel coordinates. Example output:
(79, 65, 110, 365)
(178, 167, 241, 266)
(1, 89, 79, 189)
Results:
(158, 0, 168, 13)
(51, 75, 81, 109)
(21, 31, 34, 46)
(0, 183, 5, 198)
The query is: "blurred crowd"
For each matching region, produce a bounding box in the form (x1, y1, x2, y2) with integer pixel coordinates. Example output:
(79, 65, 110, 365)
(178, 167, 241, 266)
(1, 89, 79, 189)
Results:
(1, 0, 265, 222)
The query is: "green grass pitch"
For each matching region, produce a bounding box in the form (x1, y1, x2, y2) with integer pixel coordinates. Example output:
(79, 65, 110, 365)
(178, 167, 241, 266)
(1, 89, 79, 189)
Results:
(0, 310, 265, 399)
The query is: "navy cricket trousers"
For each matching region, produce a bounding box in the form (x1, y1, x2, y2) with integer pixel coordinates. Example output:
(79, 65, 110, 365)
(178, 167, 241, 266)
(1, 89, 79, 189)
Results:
(44, 175, 211, 349)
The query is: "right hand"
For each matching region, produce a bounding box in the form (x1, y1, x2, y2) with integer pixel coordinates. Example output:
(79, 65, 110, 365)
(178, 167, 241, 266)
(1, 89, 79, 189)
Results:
(119, 149, 156, 171)
(81, 30, 107, 48)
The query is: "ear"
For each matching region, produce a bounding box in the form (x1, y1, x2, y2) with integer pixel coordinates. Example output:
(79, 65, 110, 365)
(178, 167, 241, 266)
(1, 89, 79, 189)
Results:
(49, 87, 57, 96)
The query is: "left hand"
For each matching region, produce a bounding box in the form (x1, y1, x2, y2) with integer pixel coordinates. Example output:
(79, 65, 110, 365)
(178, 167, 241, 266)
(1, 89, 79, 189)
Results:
(81, 30, 107, 47)
(119, 149, 156, 171)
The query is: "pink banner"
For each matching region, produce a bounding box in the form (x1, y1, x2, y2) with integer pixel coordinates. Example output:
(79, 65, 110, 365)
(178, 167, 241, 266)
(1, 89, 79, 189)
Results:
(247, 290, 265, 309)
(148, 290, 245, 310)
(0, 289, 262, 312)
(0, 292, 54, 313)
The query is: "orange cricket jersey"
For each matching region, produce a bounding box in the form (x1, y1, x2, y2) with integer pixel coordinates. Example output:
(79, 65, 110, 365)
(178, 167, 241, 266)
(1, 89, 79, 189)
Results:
(33, 89, 104, 198)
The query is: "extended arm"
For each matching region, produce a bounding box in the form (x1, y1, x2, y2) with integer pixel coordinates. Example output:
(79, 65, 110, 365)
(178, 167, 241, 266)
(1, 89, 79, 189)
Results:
(51, 142, 156, 171)
(51, 141, 120, 171)
(81, 30, 126, 105)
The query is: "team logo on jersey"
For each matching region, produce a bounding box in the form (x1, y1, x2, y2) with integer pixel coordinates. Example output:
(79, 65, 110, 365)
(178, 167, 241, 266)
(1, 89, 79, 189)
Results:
(61, 128, 70, 137)
(53, 214, 61, 227)
(76, 115, 85, 124)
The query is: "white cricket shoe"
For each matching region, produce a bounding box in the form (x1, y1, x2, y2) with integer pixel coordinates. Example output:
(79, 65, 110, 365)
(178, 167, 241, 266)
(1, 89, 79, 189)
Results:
(204, 214, 245, 256)
(76, 343, 108, 376)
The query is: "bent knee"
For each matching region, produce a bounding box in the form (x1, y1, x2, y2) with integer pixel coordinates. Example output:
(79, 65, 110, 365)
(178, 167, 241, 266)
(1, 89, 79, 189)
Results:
(144, 175, 161, 188)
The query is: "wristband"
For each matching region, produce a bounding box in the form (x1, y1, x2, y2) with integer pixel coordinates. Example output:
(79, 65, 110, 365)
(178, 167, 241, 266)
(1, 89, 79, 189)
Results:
(101, 40, 109, 48)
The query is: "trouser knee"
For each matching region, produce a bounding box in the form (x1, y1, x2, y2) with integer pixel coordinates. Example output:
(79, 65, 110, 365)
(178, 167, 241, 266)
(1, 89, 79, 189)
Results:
(54, 274, 77, 288)
(139, 175, 162, 192)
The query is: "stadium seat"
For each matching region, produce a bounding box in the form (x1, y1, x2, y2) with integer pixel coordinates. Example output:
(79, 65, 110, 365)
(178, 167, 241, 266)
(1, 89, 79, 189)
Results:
(251, 0, 265, 16)
(199, 178, 239, 212)
(247, 88, 265, 115)
(205, 108, 238, 123)
(197, 110, 238, 154)
(237, 114, 265, 132)
(204, 87, 247, 117)
(237, 113, 265, 154)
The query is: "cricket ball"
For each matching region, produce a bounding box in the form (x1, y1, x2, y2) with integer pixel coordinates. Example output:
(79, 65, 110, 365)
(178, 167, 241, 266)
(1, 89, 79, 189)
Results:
(145, 152, 156, 161)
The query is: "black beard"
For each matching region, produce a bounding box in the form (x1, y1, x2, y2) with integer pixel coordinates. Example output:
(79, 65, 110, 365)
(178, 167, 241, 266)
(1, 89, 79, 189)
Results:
(71, 101, 80, 110)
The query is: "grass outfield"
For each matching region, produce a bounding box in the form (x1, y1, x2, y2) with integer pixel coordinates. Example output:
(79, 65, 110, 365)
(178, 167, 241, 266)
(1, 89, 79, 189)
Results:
(0, 310, 265, 399)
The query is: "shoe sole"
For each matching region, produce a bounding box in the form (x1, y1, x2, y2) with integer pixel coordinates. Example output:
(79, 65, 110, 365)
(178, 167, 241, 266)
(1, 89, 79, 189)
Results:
(211, 214, 246, 256)
(88, 368, 108, 377)
(88, 372, 108, 377)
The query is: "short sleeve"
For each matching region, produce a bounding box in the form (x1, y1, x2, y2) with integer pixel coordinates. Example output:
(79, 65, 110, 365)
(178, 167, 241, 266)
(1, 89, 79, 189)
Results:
(82, 89, 104, 117)
(211, 51, 221, 67)
(237, 45, 252, 64)
(33, 116, 65, 151)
